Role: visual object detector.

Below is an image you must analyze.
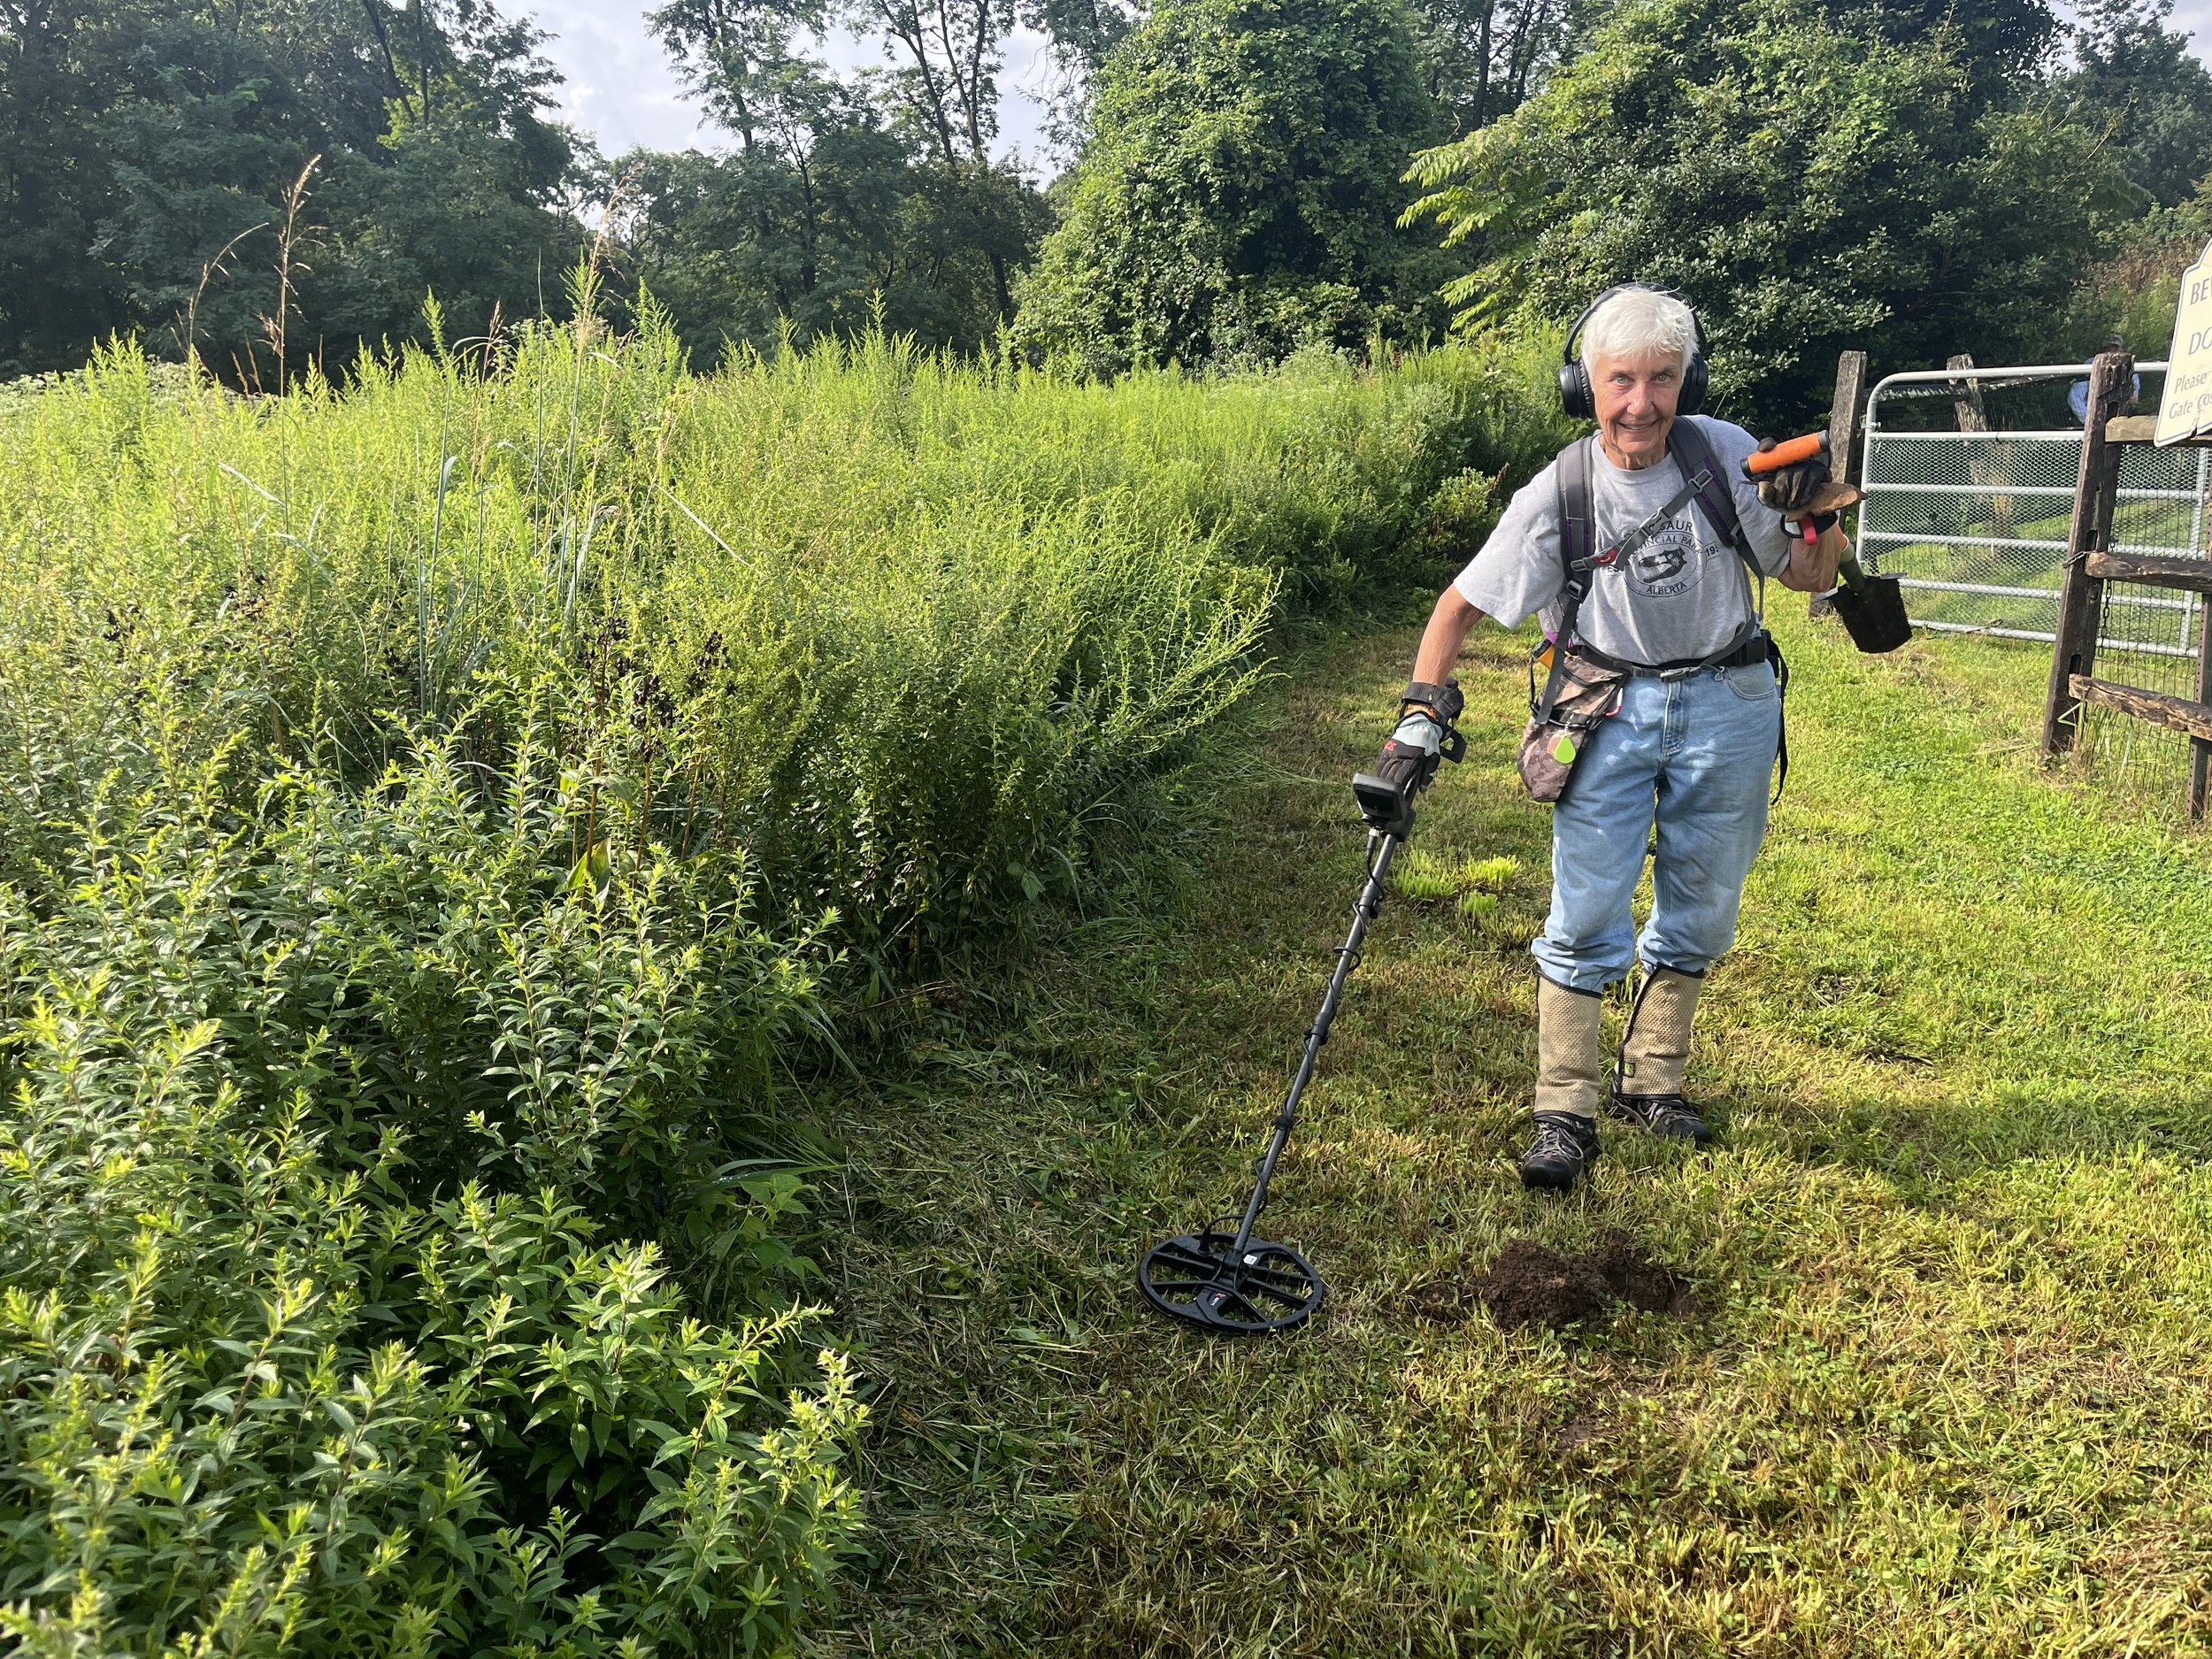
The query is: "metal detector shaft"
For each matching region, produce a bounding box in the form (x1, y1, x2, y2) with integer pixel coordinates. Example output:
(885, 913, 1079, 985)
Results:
(1228, 829, 1400, 1258)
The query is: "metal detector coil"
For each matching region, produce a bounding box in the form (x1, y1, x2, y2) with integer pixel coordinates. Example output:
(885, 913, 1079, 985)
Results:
(1139, 763, 1431, 1336)
(1137, 1228, 1325, 1333)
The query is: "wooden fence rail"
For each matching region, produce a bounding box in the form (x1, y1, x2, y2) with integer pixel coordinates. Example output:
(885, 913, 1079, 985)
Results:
(2041, 350, 2212, 817)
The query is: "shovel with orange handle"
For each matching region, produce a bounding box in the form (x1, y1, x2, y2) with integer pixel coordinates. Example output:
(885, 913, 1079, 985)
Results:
(1745, 433, 1909, 653)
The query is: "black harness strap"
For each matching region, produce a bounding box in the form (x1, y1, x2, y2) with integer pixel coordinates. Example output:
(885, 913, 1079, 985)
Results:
(1528, 436, 1603, 732)
(1540, 421, 1791, 800)
(1666, 419, 1768, 622)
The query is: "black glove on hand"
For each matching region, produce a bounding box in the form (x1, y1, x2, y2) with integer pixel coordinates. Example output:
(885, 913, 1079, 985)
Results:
(1372, 706, 1445, 797)
(1754, 436, 1832, 515)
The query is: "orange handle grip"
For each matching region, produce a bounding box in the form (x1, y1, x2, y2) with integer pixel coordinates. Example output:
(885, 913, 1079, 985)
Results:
(1744, 432, 1827, 476)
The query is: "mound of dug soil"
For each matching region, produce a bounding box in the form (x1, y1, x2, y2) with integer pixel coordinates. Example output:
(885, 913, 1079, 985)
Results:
(1470, 1232, 1696, 1331)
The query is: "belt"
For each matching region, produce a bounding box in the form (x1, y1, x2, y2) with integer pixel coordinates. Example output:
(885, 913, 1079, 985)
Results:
(1573, 629, 1772, 679)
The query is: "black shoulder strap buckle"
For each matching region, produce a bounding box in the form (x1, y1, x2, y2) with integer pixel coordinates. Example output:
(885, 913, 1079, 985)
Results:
(1664, 419, 1742, 550)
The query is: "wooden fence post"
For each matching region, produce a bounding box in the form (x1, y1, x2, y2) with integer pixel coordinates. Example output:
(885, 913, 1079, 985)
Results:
(2043, 350, 2133, 755)
(1947, 352, 2015, 539)
(1830, 350, 1867, 480)
(1811, 349, 1869, 620)
(1945, 353, 1987, 432)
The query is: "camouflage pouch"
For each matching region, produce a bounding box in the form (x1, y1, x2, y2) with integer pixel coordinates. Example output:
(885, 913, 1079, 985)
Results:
(1517, 645, 1627, 803)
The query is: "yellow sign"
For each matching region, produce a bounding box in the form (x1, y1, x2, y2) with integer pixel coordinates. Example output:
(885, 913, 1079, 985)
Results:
(2156, 236, 2212, 445)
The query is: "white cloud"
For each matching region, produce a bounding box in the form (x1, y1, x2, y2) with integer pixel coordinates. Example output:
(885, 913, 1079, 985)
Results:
(2056, 0, 2212, 61)
(523, 3, 1059, 170)
(2172, 0, 2212, 54)
(525, 4, 713, 155)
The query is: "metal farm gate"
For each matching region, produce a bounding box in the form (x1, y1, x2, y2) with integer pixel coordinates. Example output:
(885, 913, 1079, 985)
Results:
(1855, 358, 2212, 796)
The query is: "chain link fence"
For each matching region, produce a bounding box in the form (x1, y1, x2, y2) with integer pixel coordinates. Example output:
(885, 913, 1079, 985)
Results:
(1858, 361, 2210, 795)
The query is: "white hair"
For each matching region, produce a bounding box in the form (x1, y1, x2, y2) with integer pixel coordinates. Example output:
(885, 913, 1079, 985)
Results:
(1581, 287, 1697, 373)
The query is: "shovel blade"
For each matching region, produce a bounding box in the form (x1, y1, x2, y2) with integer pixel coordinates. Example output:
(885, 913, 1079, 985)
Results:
(1832, 573, 1913, 654)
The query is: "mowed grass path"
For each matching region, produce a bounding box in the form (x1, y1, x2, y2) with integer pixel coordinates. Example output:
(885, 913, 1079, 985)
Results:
(806, 605, 2212, 1657)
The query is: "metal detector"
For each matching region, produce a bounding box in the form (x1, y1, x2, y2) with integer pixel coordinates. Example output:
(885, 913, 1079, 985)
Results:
(1137, 727, 1461, 1335)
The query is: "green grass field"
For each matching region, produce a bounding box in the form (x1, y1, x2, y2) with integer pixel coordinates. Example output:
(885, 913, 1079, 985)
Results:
(805, 606, 2212, 1656)
(10, 330, 2209, 1654)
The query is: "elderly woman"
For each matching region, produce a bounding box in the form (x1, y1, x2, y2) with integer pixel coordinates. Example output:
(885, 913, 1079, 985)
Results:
(1375, 285, 1849, 1190)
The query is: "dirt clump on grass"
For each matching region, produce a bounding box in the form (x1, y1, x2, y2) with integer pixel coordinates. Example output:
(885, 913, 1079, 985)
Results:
(1469, 1232, 1696, 1331)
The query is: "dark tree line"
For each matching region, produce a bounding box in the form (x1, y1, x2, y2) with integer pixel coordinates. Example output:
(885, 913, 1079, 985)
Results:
(0, 0, 1056, 377)
(6, 0, 2212, 396)
(1, 0, 588, 380)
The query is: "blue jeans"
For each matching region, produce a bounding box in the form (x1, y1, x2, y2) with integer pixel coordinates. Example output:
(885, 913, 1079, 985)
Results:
(1532, 661, 1779, 994)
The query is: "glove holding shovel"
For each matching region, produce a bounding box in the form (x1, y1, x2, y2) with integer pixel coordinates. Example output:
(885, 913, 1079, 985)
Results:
(1747, 434, 1913, 655)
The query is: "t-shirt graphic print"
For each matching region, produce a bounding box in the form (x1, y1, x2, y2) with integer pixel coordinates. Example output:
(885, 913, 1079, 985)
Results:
(1624, 512, 1701, 596)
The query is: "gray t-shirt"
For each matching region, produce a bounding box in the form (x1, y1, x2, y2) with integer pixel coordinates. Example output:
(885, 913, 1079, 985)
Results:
(1453, 417, 1797, 665)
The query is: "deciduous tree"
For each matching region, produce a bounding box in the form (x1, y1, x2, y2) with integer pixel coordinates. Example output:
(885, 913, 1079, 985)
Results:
(632, 0, 1048, 356)
(1011, 0, 1450, 375)
(2066, 0, 2212, 209)
(1403, 0, 2129, 426)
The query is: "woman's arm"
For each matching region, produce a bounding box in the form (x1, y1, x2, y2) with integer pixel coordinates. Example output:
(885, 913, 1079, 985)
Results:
(1407, 586, 1489, 703)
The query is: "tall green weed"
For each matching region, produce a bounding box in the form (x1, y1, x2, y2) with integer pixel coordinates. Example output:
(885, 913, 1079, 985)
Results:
(0, 318, 1565, 948)
(0, 307, 1565, 1650)
(0, 704, 857, 1658)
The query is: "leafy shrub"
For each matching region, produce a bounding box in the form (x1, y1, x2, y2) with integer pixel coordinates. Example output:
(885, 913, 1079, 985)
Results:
(0, 703, 861, 1657)
(1398, 466, 1502, 585)
(0, 1021, 859, 1659)
(0, 681, 826, 1233)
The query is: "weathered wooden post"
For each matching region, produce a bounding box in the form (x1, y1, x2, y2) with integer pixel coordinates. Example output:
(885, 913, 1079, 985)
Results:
(1811, 349, 1868, 620)
(1831, 349, 1867, 480)
(1947, 352, 2015, 539)
(2042, 350, 2132, 756)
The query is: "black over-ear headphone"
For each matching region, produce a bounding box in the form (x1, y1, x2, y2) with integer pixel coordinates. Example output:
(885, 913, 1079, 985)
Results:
(1557, 283, 1709, 420)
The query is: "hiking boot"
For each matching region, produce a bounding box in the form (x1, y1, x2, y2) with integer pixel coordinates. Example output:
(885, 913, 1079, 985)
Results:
(1605, 1091, 1714, 1145)
(1519, 1110, 1601, 1190)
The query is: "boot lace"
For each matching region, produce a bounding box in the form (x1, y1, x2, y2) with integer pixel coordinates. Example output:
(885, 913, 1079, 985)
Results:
(1528, 1115, 1594, 1164)
(1618, 1092, 1705, 1137)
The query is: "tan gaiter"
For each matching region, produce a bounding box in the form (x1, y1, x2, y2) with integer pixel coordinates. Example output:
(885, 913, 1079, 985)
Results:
(1535, 977, 1604, 1119)
(1617, 965, 1705, 1098)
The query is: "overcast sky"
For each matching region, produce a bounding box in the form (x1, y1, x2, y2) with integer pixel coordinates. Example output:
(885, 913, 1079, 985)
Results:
(525, 3, 1063, 170)
(525, 1, 2212, 176)
(2183, 0, 2212, 57)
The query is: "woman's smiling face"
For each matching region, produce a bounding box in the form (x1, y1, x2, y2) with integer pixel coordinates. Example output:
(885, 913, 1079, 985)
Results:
(1591, 349, 1683, 471)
